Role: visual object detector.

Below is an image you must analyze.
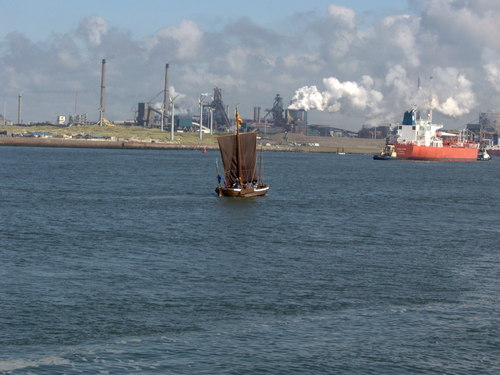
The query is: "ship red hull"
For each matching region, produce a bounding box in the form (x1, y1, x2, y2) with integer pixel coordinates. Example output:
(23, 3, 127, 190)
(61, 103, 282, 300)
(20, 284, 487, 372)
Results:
(394, 143, 478, 161)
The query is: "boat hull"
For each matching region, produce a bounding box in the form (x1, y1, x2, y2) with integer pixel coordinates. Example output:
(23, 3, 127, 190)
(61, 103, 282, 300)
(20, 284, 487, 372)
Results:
(485, 148, 500, 156)
(394, 143, 478, 161)
(216, 185, 269, 197)
(373, 154, 397, 160)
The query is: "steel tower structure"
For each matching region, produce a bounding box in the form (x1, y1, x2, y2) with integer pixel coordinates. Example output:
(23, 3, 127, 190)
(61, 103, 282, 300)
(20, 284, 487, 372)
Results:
(264, 94, 285, 128)
(210, 87, 231, 130)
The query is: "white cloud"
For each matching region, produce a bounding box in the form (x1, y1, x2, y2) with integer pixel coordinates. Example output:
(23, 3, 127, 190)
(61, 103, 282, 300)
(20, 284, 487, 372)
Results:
(422, 0, 500, 49)
(77, 16, 108, 46)
(482, 48, 500, 91)
(327, 4, 356, 29)
(57, 50, 81, 70)
(382, 15, 420, 67)
(156, 20, 203, 61)
(3, 0, 500, 129)
(222, 46, 251, 74)
(484, 63, 500, 91)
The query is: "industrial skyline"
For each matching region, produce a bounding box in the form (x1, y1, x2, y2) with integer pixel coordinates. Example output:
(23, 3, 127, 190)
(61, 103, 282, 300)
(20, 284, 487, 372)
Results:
(2, 1, 500, 130)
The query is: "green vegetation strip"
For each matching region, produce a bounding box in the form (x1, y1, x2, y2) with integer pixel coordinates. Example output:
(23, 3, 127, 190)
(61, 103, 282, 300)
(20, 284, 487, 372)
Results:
(1, 125, 219, 145)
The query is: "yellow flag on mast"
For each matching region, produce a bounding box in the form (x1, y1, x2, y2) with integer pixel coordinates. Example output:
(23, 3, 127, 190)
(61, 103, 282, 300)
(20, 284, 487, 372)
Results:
(235, 108, 243, 127)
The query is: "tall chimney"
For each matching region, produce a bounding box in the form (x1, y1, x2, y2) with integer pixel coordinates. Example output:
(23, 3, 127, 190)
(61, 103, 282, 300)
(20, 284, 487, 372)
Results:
(17, 94, 22, 125)
(162, 63, 169, 131)
(99, 59, 106, 126)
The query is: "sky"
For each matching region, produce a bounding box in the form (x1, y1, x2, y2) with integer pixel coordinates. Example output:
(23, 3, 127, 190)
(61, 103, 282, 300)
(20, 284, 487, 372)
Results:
(1, 0, 500, 130)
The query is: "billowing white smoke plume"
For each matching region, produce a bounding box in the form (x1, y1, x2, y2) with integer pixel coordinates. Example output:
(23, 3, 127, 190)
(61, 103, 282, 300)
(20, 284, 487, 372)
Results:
(402, 68, 476, 118)
(151, 86, 187, 112)
(426, 67, 476, 117)
(289, 66, 476, 122)
(289, 75, 384, 116)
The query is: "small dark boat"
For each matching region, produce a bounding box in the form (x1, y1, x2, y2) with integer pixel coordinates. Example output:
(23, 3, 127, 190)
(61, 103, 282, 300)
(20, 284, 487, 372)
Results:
(215, 109, 269, 197)
(373, 144, 397, 160)
(477, 148, 492, 161)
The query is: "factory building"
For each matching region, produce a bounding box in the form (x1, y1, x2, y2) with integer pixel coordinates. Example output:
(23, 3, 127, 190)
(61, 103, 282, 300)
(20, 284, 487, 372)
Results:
(286, 109, 307, 134)
(467, 111, 500, 145)
(136, 102, 158, 128)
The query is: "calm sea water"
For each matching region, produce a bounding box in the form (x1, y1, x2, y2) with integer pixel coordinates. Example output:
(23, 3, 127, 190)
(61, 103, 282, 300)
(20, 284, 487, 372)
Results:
(0, 146, 498, 374)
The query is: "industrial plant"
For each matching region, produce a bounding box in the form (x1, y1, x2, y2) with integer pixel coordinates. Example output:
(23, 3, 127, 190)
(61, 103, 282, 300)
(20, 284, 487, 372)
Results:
(1, 59, 499, 148)
(0, 60, 355, 137)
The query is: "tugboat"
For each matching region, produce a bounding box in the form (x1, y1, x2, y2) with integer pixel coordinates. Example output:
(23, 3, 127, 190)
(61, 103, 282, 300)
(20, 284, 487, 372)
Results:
(477, 148, 492, 161)
(373, 144, 397, 160)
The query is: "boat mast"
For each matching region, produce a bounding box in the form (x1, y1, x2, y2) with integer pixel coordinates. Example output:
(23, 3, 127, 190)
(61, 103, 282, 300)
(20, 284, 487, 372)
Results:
(236, 108, 243, 185)
(258, 146, 263, 183)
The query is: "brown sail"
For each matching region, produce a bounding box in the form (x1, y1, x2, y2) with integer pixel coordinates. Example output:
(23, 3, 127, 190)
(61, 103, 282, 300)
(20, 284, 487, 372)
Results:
(217, 132, 257, 186)
(215, 108, 269, 197)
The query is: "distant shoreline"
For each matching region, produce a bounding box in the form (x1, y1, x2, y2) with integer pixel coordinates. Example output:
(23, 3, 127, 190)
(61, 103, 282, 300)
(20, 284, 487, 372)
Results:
(0, 136, 213, 151)
(0, 136, 383, 154)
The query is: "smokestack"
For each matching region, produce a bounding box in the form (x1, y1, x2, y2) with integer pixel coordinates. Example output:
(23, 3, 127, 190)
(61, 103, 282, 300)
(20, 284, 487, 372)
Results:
(162, 63, 169, 132)
(99, 59, 106, 126)
(17, 94, 22, 125)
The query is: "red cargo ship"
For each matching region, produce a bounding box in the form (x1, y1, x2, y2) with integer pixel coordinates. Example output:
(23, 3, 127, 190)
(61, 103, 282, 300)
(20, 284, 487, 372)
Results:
(393, 108, 479, 161)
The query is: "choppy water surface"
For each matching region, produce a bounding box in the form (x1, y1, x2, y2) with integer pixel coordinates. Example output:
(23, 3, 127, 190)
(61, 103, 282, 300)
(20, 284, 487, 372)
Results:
(0, 146, 498, 374)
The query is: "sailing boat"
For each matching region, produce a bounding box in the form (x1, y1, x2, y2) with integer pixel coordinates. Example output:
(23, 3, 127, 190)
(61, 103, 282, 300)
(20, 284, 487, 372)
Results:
(215, 108, 270, 197)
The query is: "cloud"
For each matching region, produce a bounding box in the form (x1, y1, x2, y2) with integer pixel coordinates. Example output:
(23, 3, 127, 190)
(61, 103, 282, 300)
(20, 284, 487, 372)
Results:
(422, 0, 500, 50)
(155, 20, 203, 61)
(2, 0, 500, 129)
(380, 15, 420, 68)
(77, 16, 108, 46)
(482, 48, 500, 92)
(484, 62, 500, 91)
(327, 4, 356, 29)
